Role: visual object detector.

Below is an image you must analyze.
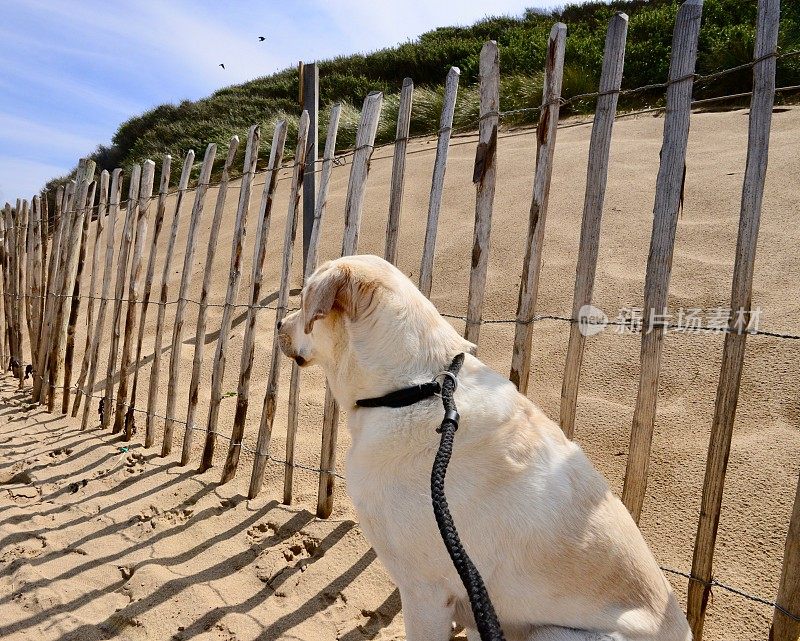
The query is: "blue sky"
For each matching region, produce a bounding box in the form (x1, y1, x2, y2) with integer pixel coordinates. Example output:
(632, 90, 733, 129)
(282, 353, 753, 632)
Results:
(0, 0, 585, 202)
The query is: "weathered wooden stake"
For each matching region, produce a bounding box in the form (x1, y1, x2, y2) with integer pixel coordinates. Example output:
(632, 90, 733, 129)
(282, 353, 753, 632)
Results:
(219, 120, 288, 483)
(560, 13, 628, 438)
(161, 144, 217, 456)
(72, 171, 110, 415)
(464, 43, 501, 347)
(180, 138, 240, 465)
(114, 161, 156, 437)
(313, 91, 383, 515)
(283, 104, 342, 504)
(686, 1, 777, 637)
(80, 170, 122, 429)
(15, 200, 29, 386)
(48, 165, 95, 409)
(144, 151, 194, 447)
(418, 68, 460, 298)
(771, 472, 800, 641)
(621, 0, 703, 524)
(102, 164, 141, 428)
(124, 155, 172, 436)
(33, 184, 67, 401)
(384, 79, 414, 265)
(240, 114, 308, 490)
(509, 25, 566, 388)
(62, 180, 96, 411)
(198, 125, 261, 471)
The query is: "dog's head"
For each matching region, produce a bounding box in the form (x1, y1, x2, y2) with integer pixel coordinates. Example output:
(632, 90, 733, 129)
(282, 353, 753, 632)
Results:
(279, 255, 475, 404)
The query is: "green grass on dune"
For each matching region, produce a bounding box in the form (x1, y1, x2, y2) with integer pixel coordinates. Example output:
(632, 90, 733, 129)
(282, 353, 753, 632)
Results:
(43, 0, 800, 203)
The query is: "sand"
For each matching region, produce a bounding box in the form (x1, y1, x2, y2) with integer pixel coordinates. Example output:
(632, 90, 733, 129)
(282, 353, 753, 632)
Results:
(1, 106, 798, 640)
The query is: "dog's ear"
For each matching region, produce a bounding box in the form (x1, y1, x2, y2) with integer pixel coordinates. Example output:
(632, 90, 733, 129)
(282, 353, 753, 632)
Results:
(303, 262, 378, 334)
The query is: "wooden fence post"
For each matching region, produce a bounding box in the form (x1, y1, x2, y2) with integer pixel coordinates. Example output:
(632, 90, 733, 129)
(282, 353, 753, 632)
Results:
(28, 198, 43, 369)
(303, 62, 319, 269)
(0, 209, 6, 369)
(24, 199, 35, 368)
(114, 160, 156, 438)
(39, 193, 48, 344)
(180, 137, 241, 465)
(144, 151, 194, 446)
(464, 42, 501, 346)
(198, 125, 262, 471)
(161, 144, 217, 455)
(283, 104, 342, 504)
(219, 120, 288, 483)
(418, 68, 460, 298)
(102, 164, 141, 428)
(48, 164, 95, 410)
(2, 205, 16, 376)
(559, 13, 628, 438)
(240, 114, 308, 489)
(33, 184, 67, 401)
(384, 78, 414, 265)
(771, 472, 800, 641)
(310, 91, 383, 514)
(621, 0, 704, 524)
(509, 25, 567, 389)
(62, 179, 96, 411)
(123, 155, 172, 436)
(79, 169, 122, 429)
(15, 200, 28, 386)
(686, 0, 777, 636)
(72, 170, 110, 415)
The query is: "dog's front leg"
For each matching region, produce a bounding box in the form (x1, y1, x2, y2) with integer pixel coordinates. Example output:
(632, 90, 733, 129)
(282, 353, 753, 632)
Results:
(400, 583, 455, 641)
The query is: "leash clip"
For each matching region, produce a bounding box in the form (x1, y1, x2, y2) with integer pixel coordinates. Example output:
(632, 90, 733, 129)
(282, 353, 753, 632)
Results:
(432, 370, 458, 392)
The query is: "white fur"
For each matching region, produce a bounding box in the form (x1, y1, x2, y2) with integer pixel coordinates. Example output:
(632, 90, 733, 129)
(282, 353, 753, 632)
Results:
(279, 255, 692, 641)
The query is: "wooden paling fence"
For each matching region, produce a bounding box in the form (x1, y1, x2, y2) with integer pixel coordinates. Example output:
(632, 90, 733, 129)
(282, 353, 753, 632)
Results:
(0, 0, 797, 638)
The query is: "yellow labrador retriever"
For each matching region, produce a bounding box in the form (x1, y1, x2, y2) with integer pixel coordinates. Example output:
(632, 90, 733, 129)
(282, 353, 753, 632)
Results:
(278, 254, 692, 641)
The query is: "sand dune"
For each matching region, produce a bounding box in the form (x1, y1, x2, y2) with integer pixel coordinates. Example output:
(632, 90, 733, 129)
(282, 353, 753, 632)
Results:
(1, 106, 799, 640)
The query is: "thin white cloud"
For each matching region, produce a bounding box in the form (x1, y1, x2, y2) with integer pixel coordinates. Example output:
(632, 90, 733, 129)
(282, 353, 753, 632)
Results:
(0, 113, 99, 155)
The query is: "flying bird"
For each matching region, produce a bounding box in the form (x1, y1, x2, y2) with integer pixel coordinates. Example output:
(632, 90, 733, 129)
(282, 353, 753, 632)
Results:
(258, 36, 266, 41)
(219, 63, 225, 69)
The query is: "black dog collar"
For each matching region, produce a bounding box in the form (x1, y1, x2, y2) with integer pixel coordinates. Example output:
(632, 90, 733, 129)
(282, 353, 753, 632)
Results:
(355, 354, 463, 409)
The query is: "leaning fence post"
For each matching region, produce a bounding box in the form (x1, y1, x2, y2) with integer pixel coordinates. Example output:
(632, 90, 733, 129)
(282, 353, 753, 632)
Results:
(79, 170, 122, 429)
(34, 184, 67, 401)
(15, 200, 29, 386)
(464, 42, 501, 347)
(198, 125, 262, 471)
(161, 144, 217, 456)
(48, 164, 95, 410)
(685, 0, 775, 637)
(72, 170, 110, 415)
(24, 199, 36, 368)
(144, 150, 194, 446)
(384, 78, 414, 265)
(310, 91, 383, 515)
(509, 25, 566, 389)
(62, 179, 96, 411)
(180, 137, 241, 465)
(29, 198, 43, 369)
(283, 104, 342, 504)
(0, 211, 6, 369)
(241, 114, 308, 489)
(124, 155, 172, 437)
(621, 0, 704, 524)
(114, 160, 156, 438)
(219, 120, 288, 483)
(102, 164, 141, 429)
(560, 13, 628, 438)
(418, 68, 460, 299)
(2, 205, 17, 376)
(771, 472, 800, 641)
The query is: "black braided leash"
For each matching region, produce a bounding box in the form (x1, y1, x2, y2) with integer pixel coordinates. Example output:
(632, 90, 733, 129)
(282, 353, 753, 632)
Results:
(430, 353, 506, 641)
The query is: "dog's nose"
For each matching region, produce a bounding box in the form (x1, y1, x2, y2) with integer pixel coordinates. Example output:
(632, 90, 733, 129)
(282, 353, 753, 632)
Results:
(276, 319, 282, 330)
